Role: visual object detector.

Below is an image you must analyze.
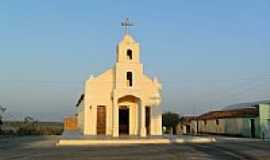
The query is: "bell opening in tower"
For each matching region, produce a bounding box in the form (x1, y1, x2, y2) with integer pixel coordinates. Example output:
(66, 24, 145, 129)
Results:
(127, 49, 132, 60)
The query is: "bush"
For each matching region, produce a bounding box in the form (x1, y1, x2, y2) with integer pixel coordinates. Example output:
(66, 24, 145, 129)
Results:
(17, 125, 63, 136)
(39, 126, 63, 135)
(1, 129, 16, 135)
(0, 121, 64, 136)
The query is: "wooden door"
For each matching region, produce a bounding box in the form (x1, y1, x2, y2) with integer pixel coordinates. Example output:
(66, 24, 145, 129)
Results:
(146, 107, 151, 135)
(97, 106, 106, 135)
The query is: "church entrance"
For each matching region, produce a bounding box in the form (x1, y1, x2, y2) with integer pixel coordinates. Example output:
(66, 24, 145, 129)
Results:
(119, 106, 129, 135)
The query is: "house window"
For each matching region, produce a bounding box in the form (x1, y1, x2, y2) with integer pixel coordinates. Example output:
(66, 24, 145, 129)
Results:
(216, 119, 219, 125)
(126, 72, 133, 87)
(204, 120, 207, 125)
(127, 49, 132, 60)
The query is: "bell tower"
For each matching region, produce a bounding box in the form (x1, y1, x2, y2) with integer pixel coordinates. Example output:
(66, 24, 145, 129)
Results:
(114, 18, 143, 90)
(116, 34, 140, 63)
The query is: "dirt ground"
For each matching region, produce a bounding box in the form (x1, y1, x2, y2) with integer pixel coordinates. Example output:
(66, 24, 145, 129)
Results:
(0, 136, 270, 160)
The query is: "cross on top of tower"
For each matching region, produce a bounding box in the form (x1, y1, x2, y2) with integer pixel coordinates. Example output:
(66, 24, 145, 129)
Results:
(121, 17, 134, 34)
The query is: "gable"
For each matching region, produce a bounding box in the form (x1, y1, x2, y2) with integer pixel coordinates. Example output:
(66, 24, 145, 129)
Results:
(85, 68, 114, 103)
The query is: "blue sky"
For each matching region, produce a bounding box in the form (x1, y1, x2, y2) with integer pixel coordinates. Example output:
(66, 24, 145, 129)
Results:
(1, 1, 270, 121)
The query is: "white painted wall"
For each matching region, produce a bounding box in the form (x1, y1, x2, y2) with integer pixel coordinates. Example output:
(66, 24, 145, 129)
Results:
(76, 99, 84, 133)
(198, 118, 260, 137)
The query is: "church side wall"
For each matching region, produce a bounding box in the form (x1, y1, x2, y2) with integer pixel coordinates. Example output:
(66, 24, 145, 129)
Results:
(141, 75, 162, 135)
(150, 106, 162, 135)
(84, 69, 114, 135)
(76, 99, 84, 133)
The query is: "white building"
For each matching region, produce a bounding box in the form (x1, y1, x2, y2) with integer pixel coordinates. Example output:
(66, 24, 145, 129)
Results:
(75, 31, 162, 137)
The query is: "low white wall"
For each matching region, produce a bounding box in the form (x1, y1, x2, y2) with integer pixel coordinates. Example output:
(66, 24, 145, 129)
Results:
(198, 118, 259, 138)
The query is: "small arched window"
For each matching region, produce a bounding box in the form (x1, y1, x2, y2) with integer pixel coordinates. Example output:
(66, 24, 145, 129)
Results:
(127, 49, 132, 60)
(126, 72, 133, 87)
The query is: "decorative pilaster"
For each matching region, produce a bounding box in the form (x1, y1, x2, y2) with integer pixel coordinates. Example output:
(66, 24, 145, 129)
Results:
(140, 101, 146, 137)
(112, 97, 119, 137)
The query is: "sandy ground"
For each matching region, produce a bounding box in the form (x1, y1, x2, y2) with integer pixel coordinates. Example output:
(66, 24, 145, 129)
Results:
(0, 136, 270, 160)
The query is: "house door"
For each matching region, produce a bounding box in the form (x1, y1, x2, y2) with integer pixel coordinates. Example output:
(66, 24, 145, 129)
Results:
(146, 107, 151, 135)
(250, 119, 255, 138)
(119, 106, 129, 135)
(97, 106, 106, 135)
(186, 125, 191, 134)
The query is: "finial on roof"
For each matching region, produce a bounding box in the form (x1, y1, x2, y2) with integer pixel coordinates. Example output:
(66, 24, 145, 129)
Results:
(121, 17, 134, 34)
(89, 74, 94, 80)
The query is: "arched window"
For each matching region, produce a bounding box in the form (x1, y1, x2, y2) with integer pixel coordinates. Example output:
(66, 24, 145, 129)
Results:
(126, 72, 133, 87)
(127, 49, 132, 60)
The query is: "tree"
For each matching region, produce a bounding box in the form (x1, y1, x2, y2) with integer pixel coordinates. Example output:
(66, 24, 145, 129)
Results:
(24, 116, 34, 123)
(162, 112, 180, 134)
(0, 105, 7, 134)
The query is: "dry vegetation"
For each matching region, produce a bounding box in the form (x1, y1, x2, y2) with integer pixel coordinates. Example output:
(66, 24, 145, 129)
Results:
(1, 121, 63, 136)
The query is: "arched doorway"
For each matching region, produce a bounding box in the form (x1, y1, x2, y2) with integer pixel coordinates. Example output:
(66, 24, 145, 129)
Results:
(118, 95, 140, 135)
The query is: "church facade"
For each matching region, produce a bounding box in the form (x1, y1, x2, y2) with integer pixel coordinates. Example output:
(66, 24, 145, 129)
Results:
(75, 32, 162, 137)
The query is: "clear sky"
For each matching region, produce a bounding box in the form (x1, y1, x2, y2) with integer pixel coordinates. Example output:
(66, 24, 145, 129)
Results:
(1, 1, 270, 121)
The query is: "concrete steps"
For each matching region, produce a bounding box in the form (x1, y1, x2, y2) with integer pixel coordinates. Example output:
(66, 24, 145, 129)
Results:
(56, 136, 216, 146)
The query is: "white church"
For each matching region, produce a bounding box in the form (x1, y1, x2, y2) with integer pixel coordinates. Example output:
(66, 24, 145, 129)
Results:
(75, 19, 162, 137)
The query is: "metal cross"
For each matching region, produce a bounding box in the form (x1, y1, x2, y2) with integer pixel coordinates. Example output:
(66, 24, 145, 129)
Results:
(121, 17, 134, 34)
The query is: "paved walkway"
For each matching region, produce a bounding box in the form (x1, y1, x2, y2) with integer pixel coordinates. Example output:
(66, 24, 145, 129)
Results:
(1, 136, 270, 160)
(58, 131, 216, 145)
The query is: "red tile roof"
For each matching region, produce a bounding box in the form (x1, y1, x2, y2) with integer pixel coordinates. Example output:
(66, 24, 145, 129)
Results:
(179, 116, 197, 124)
(198, 108, 258, 120)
